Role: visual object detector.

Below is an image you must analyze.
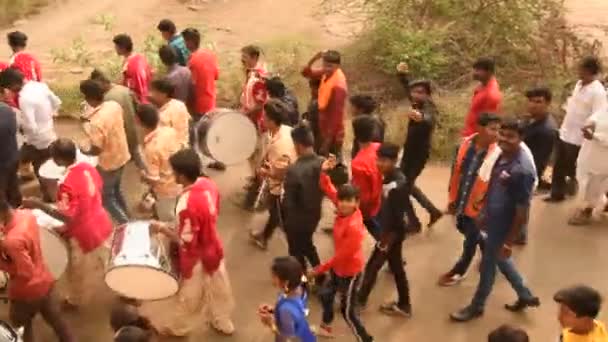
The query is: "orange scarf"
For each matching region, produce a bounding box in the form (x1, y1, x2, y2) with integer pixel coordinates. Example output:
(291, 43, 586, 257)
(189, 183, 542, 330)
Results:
(318, 68, 346, 111)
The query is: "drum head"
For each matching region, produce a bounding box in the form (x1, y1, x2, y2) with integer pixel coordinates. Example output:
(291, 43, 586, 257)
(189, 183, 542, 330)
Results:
(39, 159, 65, 180)
(105, 266, 179, 300)
(32, 210, 68, 279)
(205, 111, 258, 165)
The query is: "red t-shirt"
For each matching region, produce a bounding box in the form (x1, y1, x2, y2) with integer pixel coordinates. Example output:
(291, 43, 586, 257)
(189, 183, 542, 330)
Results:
(351, 142, 382, 218)
(176, 177, 224, 278)
(241, 67, 268, 131)
(189, 49, 219, 115)
(9, 51, 42, 82)
(315, 173, 366, 277)
(461, 77, 502, 137)
(57, 162, 112, 253)
(0, 209, 54, 300)
(0, 62, 8, 72)
(123, 53, 153, 104)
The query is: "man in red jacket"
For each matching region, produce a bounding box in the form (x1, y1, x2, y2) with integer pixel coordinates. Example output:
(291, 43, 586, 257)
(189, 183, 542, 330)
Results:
(310, 162, 373, 342)
(0, 200, 74, 342)
(461, 57, 502, 138)
(22, 138, 112, 309)
(351, 115, 383, 240)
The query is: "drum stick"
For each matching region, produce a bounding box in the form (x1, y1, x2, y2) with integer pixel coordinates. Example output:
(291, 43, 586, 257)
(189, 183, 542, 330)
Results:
(253, 179, 268, 210)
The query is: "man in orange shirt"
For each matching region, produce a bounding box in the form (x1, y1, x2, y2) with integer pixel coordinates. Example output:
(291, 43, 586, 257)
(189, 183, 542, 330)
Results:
(181, 28, 223, 170)
(149, 79, 190, 148)
(136, 104, 182, 222)
(79, 80, 131, 224)
(0, 200, 74, 342)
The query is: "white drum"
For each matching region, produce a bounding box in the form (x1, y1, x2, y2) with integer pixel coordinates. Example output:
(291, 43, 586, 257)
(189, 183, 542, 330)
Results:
(0, 321, 22, 342)
(197, 108, 258, 165)
(31, 209, 69, 279)
(105, 221, 179, 301)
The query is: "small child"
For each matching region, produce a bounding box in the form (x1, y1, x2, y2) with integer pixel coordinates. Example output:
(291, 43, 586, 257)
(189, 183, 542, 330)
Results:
(488, 325, 529, 342)
(554, 285, 608, 341)
(258, 256, 316, 342)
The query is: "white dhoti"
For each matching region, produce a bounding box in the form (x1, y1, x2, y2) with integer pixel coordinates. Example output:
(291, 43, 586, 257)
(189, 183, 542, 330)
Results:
(577, 172, 608, 208)
(138, 261, 235, 337)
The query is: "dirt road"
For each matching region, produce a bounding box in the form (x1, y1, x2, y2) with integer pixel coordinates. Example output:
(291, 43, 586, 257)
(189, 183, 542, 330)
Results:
(566, 0, 608, 51)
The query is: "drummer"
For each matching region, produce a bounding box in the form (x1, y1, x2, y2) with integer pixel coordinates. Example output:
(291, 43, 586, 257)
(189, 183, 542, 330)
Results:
(138, 149, 235, 336)
(22, 138, 112, 309)
(135, 104, 182, 221)
(0, 199, 75, 342)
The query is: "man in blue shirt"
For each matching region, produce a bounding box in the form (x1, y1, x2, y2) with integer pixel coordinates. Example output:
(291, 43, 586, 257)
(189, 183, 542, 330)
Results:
(0, 88, 21, 207)
(451, 119, 540, 322)
(157, 19, 191, 66)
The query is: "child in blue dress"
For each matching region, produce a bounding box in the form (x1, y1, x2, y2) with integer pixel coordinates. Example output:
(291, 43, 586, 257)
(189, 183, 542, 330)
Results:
(258, 256, 316, 342)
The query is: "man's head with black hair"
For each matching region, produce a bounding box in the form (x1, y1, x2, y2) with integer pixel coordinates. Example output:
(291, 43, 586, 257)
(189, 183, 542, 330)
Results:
(158, 45, 178, 67)
(169, 149, 202, 186)
(7, 31, 28, 52)
(336, 183, 360, 217)
(113, 34, 134, 56)
(410, 79, 432, 104)
(89, 69, 112, 92)
(50, 138, 77, 168)
(241, 45, 262, 69)
(264, 99, 287, 131)
(148, 78, 175, 106)
(0, 68, 24, 93)
(135, 104, 160, 131)
(476, 112, 501, 145)
(555, 285, 603, 331)
(488, 325, 529, 342)
(376, 142, 400, 175)
(265, 77, 286, 98)
(291, 124, 315, 156)
(157, 19, 177, 41)
(349, 95, 376, 116)
(525, 86, 552, 119)
(352, 115, 377, 145)
(181, 28, 200, 52)
(578, 56, 602, 83)
(473, 57, 496, 83)
(80, 79, 106, 107)
(498, 117, 524, 155)
(322, 50, 341, 77)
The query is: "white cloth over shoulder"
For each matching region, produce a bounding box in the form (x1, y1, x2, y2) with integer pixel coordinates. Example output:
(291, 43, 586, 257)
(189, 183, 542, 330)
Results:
(560, 80, 608, 146)
(478, 142, 538, 189)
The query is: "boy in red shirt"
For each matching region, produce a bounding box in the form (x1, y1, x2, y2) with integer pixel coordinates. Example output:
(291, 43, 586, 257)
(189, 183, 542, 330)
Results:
(351, 115, 383, 240)
(7, 31, 42, 82)
(113, 34, 153, 104)
(0, 200, 74, 342)
(462, 57, 502, 137)
(310, 160, 373, 341)
(22, 138, 112, 308)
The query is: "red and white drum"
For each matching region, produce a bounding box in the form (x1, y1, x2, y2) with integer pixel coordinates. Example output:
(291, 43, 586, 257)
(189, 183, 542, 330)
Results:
(196, 108, 258, 165)
(105, 221, 179, 300)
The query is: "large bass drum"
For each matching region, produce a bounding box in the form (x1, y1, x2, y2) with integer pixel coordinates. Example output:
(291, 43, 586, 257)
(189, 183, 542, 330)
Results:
(31, 209, 69, 279)
(196, 108, 258, 165)
(105, 221, 179, 301)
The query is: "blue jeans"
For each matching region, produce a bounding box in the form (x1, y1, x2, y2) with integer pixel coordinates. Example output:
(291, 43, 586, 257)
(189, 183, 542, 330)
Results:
(449, 215, 483, 276)
(97, 166, 129, 225)
(470, 224, 534, 310)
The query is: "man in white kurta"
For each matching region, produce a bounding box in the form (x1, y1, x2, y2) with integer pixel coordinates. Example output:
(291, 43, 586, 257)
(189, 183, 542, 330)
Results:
(569, 109, 608, 225)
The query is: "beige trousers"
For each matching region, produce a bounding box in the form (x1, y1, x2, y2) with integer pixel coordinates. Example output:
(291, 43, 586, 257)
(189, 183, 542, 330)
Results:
(66, 239, 108, 306)
(138, 261, 235, 337)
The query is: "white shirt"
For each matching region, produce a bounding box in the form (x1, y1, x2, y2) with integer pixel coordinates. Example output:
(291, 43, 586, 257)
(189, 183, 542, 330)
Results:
(560, 80, 608, 146)
(19, 81, 61, 149)
(577, 109, 608, 176)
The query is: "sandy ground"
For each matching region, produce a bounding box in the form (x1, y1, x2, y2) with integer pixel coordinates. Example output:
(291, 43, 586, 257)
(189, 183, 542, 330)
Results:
(2, 0, 608, 341)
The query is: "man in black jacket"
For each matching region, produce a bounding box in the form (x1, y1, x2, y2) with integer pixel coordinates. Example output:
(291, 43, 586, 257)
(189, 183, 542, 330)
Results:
(397, 62, 443, 232)
(522, 87, 557, 192)
(0, 89, 20, 207)
(283, 124, 324, 274)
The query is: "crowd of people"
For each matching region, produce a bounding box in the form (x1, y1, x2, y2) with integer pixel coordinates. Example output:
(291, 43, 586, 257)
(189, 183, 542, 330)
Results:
(0, 16, 606, 342)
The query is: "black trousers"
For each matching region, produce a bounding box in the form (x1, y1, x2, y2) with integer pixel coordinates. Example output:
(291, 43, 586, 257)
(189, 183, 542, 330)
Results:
(358, 236, 411, 308)
(0, 161, 22, 207)
(261, 194, 283, 241)
(401, 153, 441, 226)
(551, 139, 581, 199)
(285, 227, 321, 272)
(20, 144, 52, 202)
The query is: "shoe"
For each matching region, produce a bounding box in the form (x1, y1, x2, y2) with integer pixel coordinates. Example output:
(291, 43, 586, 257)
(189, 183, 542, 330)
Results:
(316, 324, 335, 339)
(543, 195, 565, 203)
(249, 231, 267, 250)
(207, 161, 226, 171)
(379, 301, 412, 318)
(504, 297, 540, 312)
(437, 272, 466, 287)
(450, 305, 483, 322)
(428, 212, 443, 228)
(568, 209, 593, 226)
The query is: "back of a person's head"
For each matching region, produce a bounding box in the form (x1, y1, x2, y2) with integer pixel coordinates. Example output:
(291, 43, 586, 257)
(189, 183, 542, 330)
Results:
(352, 115, 377, 143)
(7, 31, 27, 48)
(291, 124, 315, 148)
(554, 285, 603, 319)
(114, 326, 151, 342)
(477, 112, 501, 127)
(265, 77, 286, 98)
(157, 19, 177, 34)
(0, 68, 24, 89)
(473, 57, 496, 74)
(349, 95, 377, 114)
(488, 325, 529, 342)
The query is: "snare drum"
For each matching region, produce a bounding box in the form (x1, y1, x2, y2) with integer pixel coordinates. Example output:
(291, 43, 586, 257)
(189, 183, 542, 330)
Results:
(105, 221, 179, 300)
(196, 108, 258, 165)
(31, 209, 69, 279)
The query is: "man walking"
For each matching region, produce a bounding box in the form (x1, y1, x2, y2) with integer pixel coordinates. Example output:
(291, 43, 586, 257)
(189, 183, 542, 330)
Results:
(461, 57, 502, 138)
(546, 56, 607, 202)
(157, 19, 191, 67)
